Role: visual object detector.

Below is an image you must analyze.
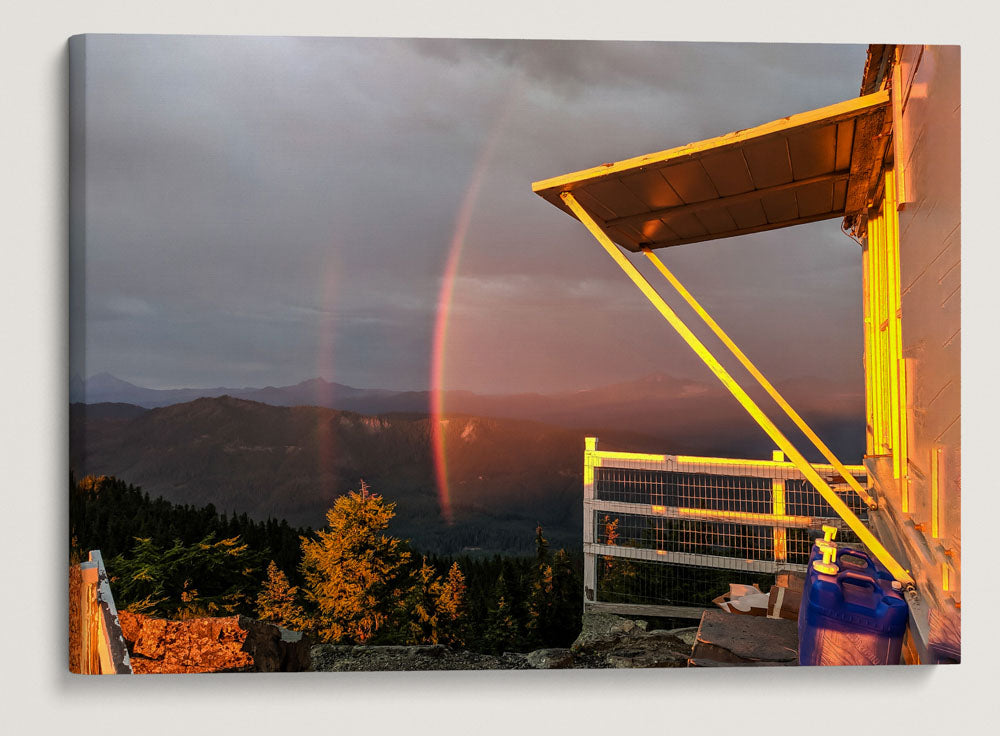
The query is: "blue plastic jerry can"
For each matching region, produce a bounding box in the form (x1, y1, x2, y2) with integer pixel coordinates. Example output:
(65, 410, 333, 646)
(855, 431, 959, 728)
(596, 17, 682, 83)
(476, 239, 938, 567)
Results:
(802, 527, 892, 605)
(797, 546, 909, 666)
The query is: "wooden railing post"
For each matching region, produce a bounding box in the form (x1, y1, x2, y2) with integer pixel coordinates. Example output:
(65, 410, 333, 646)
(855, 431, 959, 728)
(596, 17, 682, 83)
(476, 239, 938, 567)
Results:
(583, 437, 598, 607)
(772, 450, 787, 563)
(79, 561, 99, 674)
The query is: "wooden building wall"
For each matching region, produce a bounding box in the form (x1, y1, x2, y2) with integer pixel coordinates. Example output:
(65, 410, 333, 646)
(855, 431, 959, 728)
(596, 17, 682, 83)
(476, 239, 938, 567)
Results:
(896, 45, 961, 604)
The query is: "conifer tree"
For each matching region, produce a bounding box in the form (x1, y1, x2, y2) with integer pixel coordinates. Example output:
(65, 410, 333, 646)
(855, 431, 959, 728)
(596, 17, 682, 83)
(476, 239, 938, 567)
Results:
(297, 481, 413, 644)
(108, 534, 262, 618)
(526, 525, 554, 646)
(484, 572, 518, 654)
(256, 560, 305, 628)
(533, 524, 549, 564)
(548, 548, 579, 645)
(433, 561, 467, 646)
(403, 559, 444, 645)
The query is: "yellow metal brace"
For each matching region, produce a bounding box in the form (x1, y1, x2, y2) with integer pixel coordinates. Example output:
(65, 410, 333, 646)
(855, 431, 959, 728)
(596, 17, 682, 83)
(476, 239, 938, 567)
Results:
(640, 246, 877, 509)
(560, 190, 913, 586)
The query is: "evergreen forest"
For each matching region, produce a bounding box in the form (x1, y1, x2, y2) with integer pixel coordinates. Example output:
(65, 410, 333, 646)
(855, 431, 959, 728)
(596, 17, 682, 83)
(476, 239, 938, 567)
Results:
(69, 474, 583, 653)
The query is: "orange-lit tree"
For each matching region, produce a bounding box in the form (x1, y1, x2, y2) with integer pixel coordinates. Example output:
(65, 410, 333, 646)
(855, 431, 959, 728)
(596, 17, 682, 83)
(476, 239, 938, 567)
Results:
(263, 481, 467, 645)
(256, 560, 305, 628)
(403, 559, 467, 646)
(296, 481, 413, 643)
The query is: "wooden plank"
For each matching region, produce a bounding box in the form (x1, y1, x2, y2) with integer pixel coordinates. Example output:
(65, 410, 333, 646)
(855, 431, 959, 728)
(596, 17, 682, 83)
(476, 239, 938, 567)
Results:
(586, 178, 651, 218)
(604, 171, 849, 231)
(699, 148, 756, 197)
(606, 223, 647, 249)
(726, 199, 768, 229)
(787, 124, 837, 180)
(586, 601, 708, 620)
(760, 189, 798, 223)
(658, 210, 708, 240)
(660, 159, 719, 203)
(571, 188, 643, 250)
(532, 89, 890, 194)
(86, 550, 133, 674)
(691, 610, 799, 664)
(795, 178, 836, 218)
(584, 552, 597, 601)
(891, 47, 907, 207)
(637, 218, 678, 244)
(584, 542, 808, 574)
(693, 206, 739, 236)
(571, 187, 617, 222)
(742, 136, 793, 189)
(833, 177, 848, 211)
(592, 448, 867, 477)
(620, 168, 685, 209)
(834, 119, 856, 172)
(588, 498, 837, 529)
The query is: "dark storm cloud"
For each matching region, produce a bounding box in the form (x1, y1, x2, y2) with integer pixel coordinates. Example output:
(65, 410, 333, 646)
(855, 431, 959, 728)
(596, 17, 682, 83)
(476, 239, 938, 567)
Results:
(72, 35, 866, 393)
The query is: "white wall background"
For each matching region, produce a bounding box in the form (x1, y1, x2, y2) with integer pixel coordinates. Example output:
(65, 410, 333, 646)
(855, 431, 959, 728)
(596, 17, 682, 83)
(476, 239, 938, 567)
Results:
(3, 1, 996, 733)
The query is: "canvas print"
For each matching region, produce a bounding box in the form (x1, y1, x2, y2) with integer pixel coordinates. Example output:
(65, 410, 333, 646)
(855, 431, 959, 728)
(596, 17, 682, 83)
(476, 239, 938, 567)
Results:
(68, 36, 960, 673)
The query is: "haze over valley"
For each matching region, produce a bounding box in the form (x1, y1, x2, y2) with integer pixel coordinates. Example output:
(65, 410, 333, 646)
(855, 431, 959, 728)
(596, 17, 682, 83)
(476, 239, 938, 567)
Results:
(71, 372, 863, 554)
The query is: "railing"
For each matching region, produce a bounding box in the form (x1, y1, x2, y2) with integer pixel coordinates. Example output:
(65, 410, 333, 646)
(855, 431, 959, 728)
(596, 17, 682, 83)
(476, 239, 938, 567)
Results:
(77, 550, 132, 675)
(583, 437, 869, 619)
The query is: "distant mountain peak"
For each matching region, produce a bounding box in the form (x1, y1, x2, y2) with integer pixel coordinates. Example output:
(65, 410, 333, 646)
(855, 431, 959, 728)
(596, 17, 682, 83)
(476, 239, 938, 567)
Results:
(87, 372, 141, 387)
(294, 377, 332, 388)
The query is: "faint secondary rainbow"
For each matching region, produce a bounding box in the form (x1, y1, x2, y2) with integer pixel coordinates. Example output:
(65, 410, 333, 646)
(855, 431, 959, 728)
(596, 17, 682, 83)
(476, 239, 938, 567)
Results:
(430, 79, 522, 524)
(314, 253, 343, 495)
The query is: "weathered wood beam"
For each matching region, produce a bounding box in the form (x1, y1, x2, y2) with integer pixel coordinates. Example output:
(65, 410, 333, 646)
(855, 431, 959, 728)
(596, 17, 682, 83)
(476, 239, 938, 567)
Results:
(584, 542, 809, 574)
(845, 105, 893, 216)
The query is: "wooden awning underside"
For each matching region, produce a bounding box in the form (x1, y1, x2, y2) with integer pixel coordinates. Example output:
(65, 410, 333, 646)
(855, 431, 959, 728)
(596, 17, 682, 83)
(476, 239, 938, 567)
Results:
(533, 90, 890, 251)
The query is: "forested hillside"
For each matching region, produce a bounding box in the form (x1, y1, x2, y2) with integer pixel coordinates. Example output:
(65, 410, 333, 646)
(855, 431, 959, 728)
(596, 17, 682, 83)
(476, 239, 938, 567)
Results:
(70, 474, 582, 652)
(72, 397, 658, 553)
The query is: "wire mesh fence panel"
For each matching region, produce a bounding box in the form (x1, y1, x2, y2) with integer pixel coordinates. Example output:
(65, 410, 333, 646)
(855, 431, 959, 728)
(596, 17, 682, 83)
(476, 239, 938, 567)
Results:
(594, 511, 779, 561)
(782, 477, 869, 517)
(595, 468, 772, 512)
(583, 445, 872, 614)
(595, 557, 774, 608)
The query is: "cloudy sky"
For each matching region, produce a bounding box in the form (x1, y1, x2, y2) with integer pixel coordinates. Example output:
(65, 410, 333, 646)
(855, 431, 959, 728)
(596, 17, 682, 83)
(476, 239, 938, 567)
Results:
(71, 35, 868, 394)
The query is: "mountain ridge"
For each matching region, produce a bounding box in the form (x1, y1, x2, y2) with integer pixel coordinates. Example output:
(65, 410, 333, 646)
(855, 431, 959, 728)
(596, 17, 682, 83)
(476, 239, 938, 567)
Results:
(70, 396, 672, 554)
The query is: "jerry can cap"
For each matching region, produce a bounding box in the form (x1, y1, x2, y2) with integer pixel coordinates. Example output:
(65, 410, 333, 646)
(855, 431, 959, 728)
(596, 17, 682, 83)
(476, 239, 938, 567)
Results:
(812, 546, 839, 575)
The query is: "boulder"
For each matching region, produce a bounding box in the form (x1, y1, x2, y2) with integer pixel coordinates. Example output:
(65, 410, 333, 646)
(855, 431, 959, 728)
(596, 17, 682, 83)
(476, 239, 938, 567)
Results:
(571, 612, 647, 651)
(569, 613, 693, 668)
(662, 626, 699, 648)
(524, 648, 574, 669)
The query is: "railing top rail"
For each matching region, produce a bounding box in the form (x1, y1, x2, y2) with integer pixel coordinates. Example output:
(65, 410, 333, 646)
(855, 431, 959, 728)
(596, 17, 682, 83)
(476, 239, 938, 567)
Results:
(589, 448, 867, 477)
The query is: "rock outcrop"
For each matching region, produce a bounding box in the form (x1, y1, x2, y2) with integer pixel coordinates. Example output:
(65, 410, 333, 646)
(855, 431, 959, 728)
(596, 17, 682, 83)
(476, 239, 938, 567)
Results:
(568, 613, 694, 668)
(310, 613, 696, 671)
(118, 613, 311, 674)
(110, 609, 698, 673)
(311, 644, 533, 671)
